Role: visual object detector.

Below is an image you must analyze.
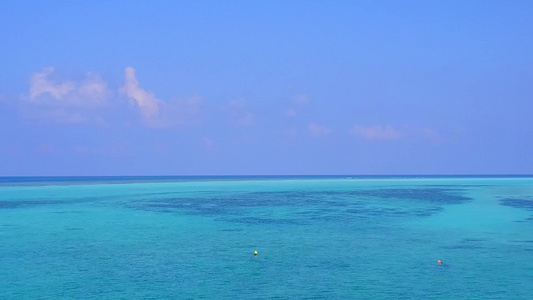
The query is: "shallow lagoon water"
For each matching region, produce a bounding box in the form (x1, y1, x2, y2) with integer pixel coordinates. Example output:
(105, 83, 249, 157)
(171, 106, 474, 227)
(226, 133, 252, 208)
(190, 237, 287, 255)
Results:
(1, 176, 533, 299)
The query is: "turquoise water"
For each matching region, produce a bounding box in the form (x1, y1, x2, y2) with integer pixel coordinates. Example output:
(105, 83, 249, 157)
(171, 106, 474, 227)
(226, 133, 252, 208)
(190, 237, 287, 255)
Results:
(1, 176, 533, 299)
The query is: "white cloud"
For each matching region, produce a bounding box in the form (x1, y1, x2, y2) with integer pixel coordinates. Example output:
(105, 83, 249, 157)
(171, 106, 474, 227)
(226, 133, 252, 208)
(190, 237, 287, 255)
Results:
(29, 67, 75, 100)
(21, 67, 110, 123)
(121, 67, 161, 119)
(28, 68, 108, 106)
(308, 122, 331, 137)
(351, 125, 402, 140)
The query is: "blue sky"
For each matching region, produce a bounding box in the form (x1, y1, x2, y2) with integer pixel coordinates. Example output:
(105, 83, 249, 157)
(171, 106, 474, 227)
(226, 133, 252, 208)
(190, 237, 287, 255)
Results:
(1, 0, 532, 176)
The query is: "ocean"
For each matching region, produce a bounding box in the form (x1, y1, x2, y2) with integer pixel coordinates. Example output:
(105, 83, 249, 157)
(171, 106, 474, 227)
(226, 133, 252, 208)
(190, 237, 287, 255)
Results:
(1, 176, 532, 299)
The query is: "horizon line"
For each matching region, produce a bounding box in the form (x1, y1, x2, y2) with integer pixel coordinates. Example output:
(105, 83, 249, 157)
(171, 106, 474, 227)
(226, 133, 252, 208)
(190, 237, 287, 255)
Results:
(2, 174, 533, 178)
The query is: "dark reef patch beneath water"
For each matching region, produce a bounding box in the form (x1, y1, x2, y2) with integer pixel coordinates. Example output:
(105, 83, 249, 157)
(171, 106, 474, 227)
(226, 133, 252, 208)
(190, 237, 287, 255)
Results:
(347, 188, 471, 204)
(134, 188, 472, 224)
(499, 198, 533, 210)
(0, 199, 63, 209)
(500, 198, 533, 222)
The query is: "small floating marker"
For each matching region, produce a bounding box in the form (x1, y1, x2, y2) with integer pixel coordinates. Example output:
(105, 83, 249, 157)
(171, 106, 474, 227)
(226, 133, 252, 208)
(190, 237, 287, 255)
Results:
(254, 251, 258, 256)
(437, 259, 449, 267)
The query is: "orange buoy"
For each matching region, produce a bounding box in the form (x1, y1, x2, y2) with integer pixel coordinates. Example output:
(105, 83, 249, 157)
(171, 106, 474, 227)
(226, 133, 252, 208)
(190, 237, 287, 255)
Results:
(437, 260, 442, 265)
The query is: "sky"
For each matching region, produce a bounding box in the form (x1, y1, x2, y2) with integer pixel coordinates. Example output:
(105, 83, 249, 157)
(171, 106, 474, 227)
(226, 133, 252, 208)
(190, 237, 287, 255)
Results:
(0, 0, 532, 176)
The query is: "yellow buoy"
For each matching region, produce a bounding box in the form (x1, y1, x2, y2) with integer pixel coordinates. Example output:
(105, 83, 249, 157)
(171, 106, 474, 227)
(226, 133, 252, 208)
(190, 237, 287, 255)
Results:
(254, 251, 258, 256)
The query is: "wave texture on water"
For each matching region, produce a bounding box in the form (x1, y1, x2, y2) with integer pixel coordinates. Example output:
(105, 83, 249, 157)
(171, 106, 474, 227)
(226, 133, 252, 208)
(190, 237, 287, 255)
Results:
(1, 176, 533, 299)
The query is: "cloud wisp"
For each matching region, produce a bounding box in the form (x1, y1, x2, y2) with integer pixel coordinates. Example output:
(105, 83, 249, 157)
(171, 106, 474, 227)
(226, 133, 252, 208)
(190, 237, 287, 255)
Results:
(351, 124, 444, 143)
(120, 67, 204, 128)
(308, 122, 332, 137)
(351, 125, 402, 140)
(284, 94, 308, 118)
(121, 67, 161, 119)
(421, 127, 444, 143)
(18, 67, 446, 147)
(222, 99, 255, 126)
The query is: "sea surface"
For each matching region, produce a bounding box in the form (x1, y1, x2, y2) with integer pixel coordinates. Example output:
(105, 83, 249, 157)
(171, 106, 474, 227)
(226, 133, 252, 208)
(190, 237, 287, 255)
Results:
(1, 175, 532, 299)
